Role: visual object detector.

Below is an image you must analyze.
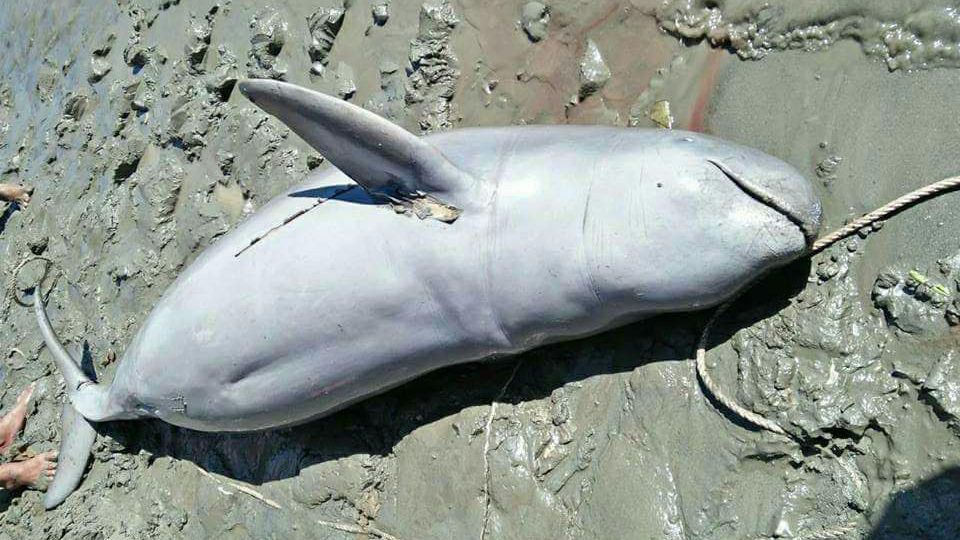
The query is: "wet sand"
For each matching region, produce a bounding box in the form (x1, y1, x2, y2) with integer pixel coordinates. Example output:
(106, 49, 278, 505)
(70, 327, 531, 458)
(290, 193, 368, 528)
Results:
(1, 1, 959, 538)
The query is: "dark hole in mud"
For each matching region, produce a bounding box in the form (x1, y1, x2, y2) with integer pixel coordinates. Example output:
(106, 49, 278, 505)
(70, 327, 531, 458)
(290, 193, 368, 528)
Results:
(166, 137, 187, 151)
(267, 42, 283, 57)
(113, 156, 142, 182)
(797, 424, 873, 459)
(215, 78, 237, 102)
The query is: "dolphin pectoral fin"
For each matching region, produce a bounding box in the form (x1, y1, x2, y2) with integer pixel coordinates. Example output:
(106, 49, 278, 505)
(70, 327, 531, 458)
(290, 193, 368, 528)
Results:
(43, 402, 96, 509)
(236, 79, 477, 216)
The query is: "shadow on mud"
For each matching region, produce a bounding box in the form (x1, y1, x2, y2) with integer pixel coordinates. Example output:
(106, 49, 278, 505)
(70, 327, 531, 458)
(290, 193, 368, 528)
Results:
(98, 258, 812, 487)
(867, 466, 960, 539)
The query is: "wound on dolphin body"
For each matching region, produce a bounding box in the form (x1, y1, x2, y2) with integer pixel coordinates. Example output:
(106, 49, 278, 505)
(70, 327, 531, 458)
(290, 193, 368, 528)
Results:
(235, 185, 359, 257)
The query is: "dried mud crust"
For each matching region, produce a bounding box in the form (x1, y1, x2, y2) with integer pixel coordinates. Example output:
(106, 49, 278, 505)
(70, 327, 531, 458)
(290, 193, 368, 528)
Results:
(0, 0, 959, 539)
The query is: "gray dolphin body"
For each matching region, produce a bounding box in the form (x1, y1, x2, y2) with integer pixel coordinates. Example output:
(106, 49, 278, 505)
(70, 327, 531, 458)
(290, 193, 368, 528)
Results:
(36, 80, 821, 508)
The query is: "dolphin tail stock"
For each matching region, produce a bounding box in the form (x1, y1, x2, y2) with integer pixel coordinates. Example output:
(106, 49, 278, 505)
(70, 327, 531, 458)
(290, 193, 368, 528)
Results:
(33, 294, 127, 508)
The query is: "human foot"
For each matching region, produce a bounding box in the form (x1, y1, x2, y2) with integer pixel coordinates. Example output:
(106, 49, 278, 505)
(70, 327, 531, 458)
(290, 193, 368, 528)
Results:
(0, 383, 35, 453)
(0, 451, 57, 490)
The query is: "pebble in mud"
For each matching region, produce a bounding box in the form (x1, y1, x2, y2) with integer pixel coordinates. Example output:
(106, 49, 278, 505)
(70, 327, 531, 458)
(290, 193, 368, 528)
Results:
(923, 352, 960, 430)
(307, 6, 345, 76)
(335, 62, 357, 100)
(815, 154, 842, 183)
(947, 299, 960, 326)
(372, 2, 390, 26)
(89, 57, 113, 84)
(184, 12, 214, 71)
(88, 34, 117, 84)
(578, 38, 610, 99)
(873, 268, 954, 334)
(247, 8, 287, 78)
(520, 1, 549, 42)
(815, 254, 844, 282)
(406, 1, 461, 133)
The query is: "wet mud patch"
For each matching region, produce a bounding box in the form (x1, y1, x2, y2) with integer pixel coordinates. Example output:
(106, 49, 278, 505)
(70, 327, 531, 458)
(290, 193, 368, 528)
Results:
(0, 0, 959, 539)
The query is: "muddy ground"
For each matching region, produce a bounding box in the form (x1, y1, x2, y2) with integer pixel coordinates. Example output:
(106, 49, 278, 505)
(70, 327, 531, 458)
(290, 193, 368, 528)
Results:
(1, 0, 960, 538)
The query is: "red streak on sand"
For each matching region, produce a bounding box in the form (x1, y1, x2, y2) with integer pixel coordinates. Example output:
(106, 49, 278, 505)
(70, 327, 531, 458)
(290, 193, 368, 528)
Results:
(687, 50, 726, 133)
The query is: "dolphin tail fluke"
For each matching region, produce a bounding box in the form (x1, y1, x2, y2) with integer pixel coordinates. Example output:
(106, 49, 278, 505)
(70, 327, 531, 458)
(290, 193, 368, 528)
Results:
(33, 295, 132, 508)
(43, 402, 96, 509)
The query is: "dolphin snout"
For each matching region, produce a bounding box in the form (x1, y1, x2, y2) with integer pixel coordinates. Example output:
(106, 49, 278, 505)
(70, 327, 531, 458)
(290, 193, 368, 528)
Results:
(708, 159, 821, 248)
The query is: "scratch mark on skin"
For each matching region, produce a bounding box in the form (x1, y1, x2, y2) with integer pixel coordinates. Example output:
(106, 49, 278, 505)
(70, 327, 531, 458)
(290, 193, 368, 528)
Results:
(743, 221, 764, 263)
(484, 134, 516, 350)
(580, 166, 604, 307)
(580, 134, 625, 307)
(637, 162, 648, 242)
(235, 185, 359, 257)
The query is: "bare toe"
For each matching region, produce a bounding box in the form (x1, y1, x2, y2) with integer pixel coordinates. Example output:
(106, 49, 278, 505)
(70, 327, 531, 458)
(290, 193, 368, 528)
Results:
(15, 383, 35, 407)
(0, 383, 38, 449)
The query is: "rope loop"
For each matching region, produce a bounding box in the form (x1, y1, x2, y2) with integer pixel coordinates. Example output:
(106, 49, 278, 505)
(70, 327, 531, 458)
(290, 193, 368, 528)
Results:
(8, 255, 58, 307)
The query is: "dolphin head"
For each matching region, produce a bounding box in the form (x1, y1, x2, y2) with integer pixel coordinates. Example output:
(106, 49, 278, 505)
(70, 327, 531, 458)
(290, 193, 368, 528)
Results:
(671, 133, 822, 304)
(588, 131, 822, 312)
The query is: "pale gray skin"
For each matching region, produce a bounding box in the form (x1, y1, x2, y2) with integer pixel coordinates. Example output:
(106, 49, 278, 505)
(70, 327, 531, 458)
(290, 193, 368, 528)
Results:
(36, 80, 821, 508)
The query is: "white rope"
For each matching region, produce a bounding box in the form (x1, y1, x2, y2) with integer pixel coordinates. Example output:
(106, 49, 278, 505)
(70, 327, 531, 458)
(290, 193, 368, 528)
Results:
(811, 175, 960, 254)
(7, 255, 55, 307)
(695, 295, 787, 435)
(801, 522, 858, 539)
(696, 174, 960, 435)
